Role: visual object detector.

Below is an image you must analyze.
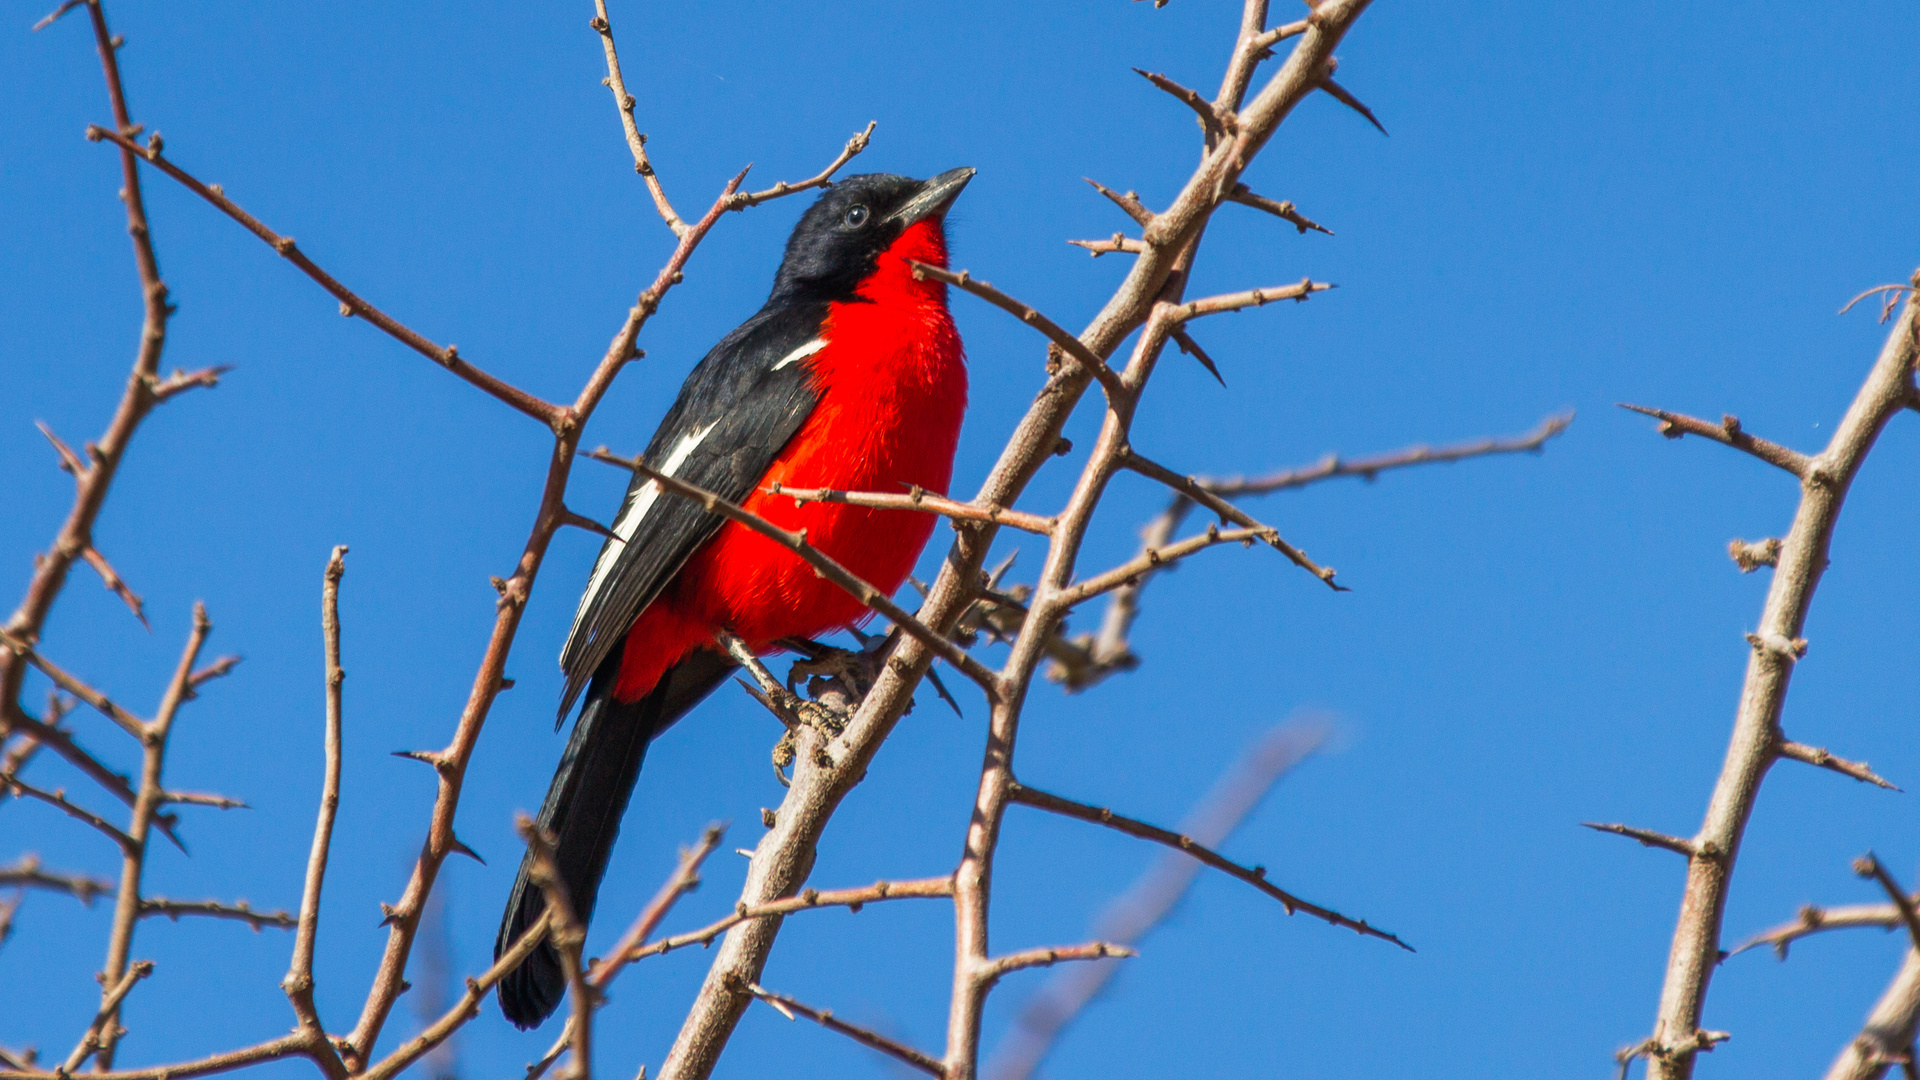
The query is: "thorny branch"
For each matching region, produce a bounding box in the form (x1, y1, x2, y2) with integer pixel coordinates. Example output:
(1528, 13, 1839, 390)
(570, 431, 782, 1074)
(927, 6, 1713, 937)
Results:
(1619, 277, 1920, 1080)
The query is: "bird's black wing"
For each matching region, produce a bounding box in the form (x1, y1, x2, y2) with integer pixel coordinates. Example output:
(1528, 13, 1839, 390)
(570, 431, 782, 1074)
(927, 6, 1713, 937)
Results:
(556, 300, 830, 722)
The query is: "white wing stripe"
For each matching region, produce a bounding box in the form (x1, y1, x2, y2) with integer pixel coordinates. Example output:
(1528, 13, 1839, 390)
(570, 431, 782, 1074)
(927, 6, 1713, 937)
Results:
(565, 419, 721, 652)
(770, 338, 827, 371)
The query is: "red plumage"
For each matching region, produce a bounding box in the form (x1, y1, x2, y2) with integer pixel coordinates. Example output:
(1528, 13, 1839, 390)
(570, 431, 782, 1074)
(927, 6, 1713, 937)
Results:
(611, 218, 967, 701)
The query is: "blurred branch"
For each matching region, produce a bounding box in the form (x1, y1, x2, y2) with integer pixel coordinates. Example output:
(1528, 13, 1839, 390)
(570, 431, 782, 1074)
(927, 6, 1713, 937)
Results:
(139, 898, 294, 931)
(986, 716, 1329, 1080)
(0, 856, 111, 904)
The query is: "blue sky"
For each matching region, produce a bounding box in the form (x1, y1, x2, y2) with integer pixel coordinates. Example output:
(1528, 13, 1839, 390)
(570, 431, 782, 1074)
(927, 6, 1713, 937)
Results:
(5, 2, 1920, 1077)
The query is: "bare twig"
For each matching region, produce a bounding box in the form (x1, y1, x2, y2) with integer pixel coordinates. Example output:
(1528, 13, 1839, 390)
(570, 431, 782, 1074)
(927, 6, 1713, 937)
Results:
(139, 897, 296, 931)
(0, 856, 111, 904)
(61, 959, 153, 1074)
(1067, 234, 1147, 258)
(588, 0, 682, 234)
(1225, 184, 1332, 235)
(1203, 413, 1574, 497)
(94, 603, 211, 1069)
(1, 772, 136, 852)
(1856, 856, 1920, 954)
(527, 825, 727, 1080)
(975, 942, 1133, 984)
(907, 263, 1129, 401)
(79, 545, 146, 629)
(764, 482, 1055, 536)
(1167, 278, 1333, 320)
(1779, 740, 1899, 790)
(281, 548, 348, 1054)
(356, 911, 555, 1080)
(1007, 781, 1406, 948)
(628, 877, 954, 962)
(1122, 451, 1340, 588)
(519, 816, 593, 1080)
(1618, 404, 1812, 478)
(1582, 822, 1700, 858)
(729, 122, 878, 210)
(743, 982, 946, 1078)
(86, 126, 561, 427)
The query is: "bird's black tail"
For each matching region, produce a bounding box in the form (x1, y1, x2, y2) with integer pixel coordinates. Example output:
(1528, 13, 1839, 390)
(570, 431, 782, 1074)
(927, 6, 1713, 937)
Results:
(495, 647, 734, 1029)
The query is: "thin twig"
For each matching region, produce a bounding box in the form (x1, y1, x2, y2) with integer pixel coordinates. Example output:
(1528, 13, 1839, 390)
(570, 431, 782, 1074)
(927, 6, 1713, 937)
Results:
(1007, 781, 1407, 948)
(61, 959, 153, 1073)
(743, 982, 946, 1078)
(140, 898, 295, 931)
(1122, 452, 1340, 588)
(1583, 821, 1701, 858)
(764, 482, 1054, 536)
(1225, 184, 1332, 235)
(1731, 901, 1917, 959)
(1619, 404, 1813, 478)
(283, 548, 348, 1047)
(975, 943, 1133, 984)
(85, 126, 561, 427)
(588, 0, 683, 234)
(1167, 279, 1333, 320)
(520, 817, 594, 1080)
(728, 122, 878, 210)
(0, 856, 111, 904)
(629, 877, 954, 962)
(356, 911, 555, 1080)
(1779, 739, 1899, 790)
(906, 263, 1129, 401)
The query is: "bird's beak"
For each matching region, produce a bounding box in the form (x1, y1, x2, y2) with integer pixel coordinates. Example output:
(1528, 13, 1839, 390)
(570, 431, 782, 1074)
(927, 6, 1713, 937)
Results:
(889, 167, 975, 227)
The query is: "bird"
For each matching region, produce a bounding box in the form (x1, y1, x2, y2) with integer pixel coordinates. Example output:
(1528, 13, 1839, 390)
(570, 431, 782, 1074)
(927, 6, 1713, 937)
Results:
(494, 167, 974, 1029)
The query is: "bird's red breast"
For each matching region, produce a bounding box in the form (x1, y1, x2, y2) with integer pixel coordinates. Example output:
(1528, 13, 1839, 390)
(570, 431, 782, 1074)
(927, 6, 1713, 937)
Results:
(611, 219, 967, 702)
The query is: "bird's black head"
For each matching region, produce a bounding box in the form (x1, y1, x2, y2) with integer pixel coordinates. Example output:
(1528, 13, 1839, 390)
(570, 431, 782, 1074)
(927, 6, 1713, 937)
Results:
(770, 167, 974, 302)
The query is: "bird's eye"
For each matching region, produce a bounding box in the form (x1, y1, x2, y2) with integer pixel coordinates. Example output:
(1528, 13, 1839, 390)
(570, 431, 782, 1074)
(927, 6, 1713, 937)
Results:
(843, 205, 869, 228)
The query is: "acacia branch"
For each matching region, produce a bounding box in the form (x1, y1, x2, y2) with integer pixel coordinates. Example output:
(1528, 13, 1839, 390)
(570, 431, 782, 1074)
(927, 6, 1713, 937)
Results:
(1582, 822, 1699, 858)
(1633, 278, 1920, 1080)
(743, 982, 946, 1078)
(85, 126, 561, 427)
(764, 482, 1055, 535)
(1203, 412, 1574, 497)
(80, 545, 146, 629)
